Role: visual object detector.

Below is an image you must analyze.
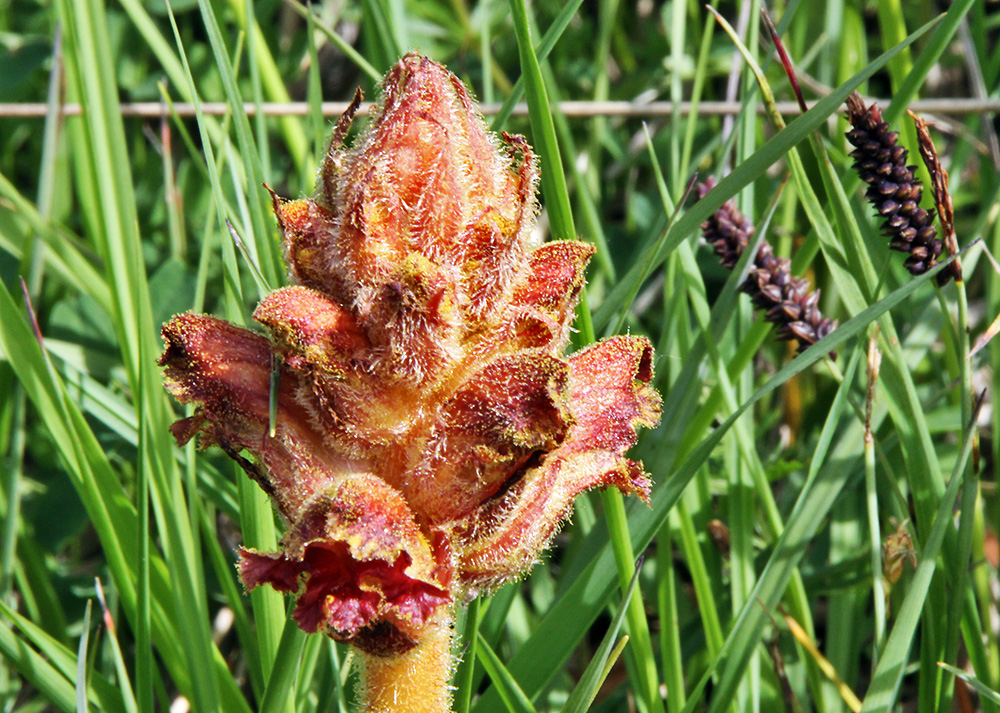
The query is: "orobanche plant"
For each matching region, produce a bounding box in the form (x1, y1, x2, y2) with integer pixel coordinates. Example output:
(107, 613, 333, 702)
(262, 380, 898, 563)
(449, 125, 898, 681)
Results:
(160, 53, 660, 713)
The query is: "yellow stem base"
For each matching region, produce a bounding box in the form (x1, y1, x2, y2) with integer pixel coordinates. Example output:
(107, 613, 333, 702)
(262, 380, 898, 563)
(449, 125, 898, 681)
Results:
(360, 609, 455, 713)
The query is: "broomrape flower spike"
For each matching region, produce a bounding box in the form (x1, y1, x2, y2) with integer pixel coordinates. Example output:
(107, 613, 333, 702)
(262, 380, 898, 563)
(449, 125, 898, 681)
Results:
(160, 54, 660, 713)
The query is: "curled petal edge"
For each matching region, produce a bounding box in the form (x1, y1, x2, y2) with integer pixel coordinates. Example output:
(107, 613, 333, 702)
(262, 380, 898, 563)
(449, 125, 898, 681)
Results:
(455, 450, 650, 592)
(454, 335, 660, 592)
(238, 474, 452, 656)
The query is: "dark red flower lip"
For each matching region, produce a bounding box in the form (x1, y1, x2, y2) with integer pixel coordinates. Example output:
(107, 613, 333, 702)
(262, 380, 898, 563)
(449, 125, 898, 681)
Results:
(239, 473, 453, 655)
(240, 542, 450, 656)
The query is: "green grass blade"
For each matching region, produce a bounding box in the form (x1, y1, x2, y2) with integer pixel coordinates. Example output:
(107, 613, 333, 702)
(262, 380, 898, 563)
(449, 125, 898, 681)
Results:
(859, 396, 982, 712)
(197, 0, 282, 290)
(58, 0, 237, 707)
(197, 500, 264, 699)
(701, 345, 865, 713)
(0, 276, 252, 713)
(508, 7, 664, 710)
(75, 599, 91, 713)
(938, 663, 1000, 705)
(168, 5, 286, 696)
(226, 0, 309, 172)
(476, 633, 539, 713)
(0, 190, 110, 312)
(883, 2, 975, 125)
(94, 581, 138, 713)
(284, 1, 381, 82)
(490, 0, 585, 131)
(561, 560, 641, 713)
(256, 612, 308, 713)
(508, 0, 575, 243)
(0, 599, 128, 713)
(454, 597, 482, 713)
(245, 0, 271, 182)
(306, 8, 325, 170)
(0, 619, 76, 712)
(601, 488, 663, 713)
(164, 6, 245, 315)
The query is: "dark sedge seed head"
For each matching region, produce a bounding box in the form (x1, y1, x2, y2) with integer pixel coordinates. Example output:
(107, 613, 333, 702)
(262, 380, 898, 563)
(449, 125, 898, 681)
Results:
(697, 177, 838, 355)
(845, 92, 944, 280)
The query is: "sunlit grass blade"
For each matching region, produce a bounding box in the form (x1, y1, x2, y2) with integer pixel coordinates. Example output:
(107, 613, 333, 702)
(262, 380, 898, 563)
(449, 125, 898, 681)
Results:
(0, 617, 76, 713)
(490, 0, 585, 130)
(94, 580, 138, 713)
(58, 0, 240, 708)
(738, 28, 977, 709)
(164, 7, 245, 315)
(284, 0, 381, 82)
(197, 0, 282, 289)
(508, 0, 575, 243)
(508, 5, 664, 711)
(885, 1, 974, 126)
(24, 349, 239, 520)
(256, 612, 308, 713)
(305, 7, 325, 168)
(599, 489, 663, 713)
(859, 393, 983, 713)
(0, 267, 251, 713)
(938, 663, 1000, 705)
(75, 599, 91, 713)
(244, 0, 271, 183)
(771, 17, 991, 702)
(611, 151, 693, 337)
(690, 344, 865, 713)
(0, 599, 127, 713)
(784, 613, 863, 712)
(561, 559, 641, 713)
(168, 5, 286, 698)
(476, 633, 539, 713)
(0, 172, 111, 313)
(196, 501, 264, 699)
(229, 0, 309, 173)
(454, 597, 482, 713)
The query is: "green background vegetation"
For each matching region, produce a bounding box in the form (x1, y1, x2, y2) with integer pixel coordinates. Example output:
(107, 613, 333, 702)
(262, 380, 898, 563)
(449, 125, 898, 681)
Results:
(0, 0, 998, 711)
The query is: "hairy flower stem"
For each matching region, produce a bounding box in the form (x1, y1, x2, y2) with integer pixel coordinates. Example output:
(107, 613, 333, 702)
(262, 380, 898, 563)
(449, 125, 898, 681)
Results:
(361, 608, 454, 713)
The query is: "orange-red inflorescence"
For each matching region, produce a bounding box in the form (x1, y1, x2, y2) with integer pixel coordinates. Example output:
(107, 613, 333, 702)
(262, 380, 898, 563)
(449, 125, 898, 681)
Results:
(160, 54, 661, 660)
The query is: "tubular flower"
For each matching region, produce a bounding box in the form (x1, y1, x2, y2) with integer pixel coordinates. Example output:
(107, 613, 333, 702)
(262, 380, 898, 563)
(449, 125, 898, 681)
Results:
(160, 54, 660, 712)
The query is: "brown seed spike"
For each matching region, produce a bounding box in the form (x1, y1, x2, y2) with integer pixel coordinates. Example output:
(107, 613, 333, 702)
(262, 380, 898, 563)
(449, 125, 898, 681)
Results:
(908, 109, 961, 284)
(845, 93, 945, 280)
(697, 177, 837, 356)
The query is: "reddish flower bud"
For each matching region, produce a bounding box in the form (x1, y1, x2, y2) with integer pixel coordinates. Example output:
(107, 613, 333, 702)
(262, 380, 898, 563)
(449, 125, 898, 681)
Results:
(161, 53, 661, 712)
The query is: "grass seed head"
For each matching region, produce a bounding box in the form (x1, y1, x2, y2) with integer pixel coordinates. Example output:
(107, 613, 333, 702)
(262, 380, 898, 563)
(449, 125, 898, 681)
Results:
(845, 93, 944, 277)
(697, 178, 836, 353)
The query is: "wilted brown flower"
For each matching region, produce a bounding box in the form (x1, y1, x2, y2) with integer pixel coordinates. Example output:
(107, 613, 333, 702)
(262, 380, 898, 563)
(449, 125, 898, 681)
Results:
(697, 177, 836, 353)
(160, 53, 660, 713)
